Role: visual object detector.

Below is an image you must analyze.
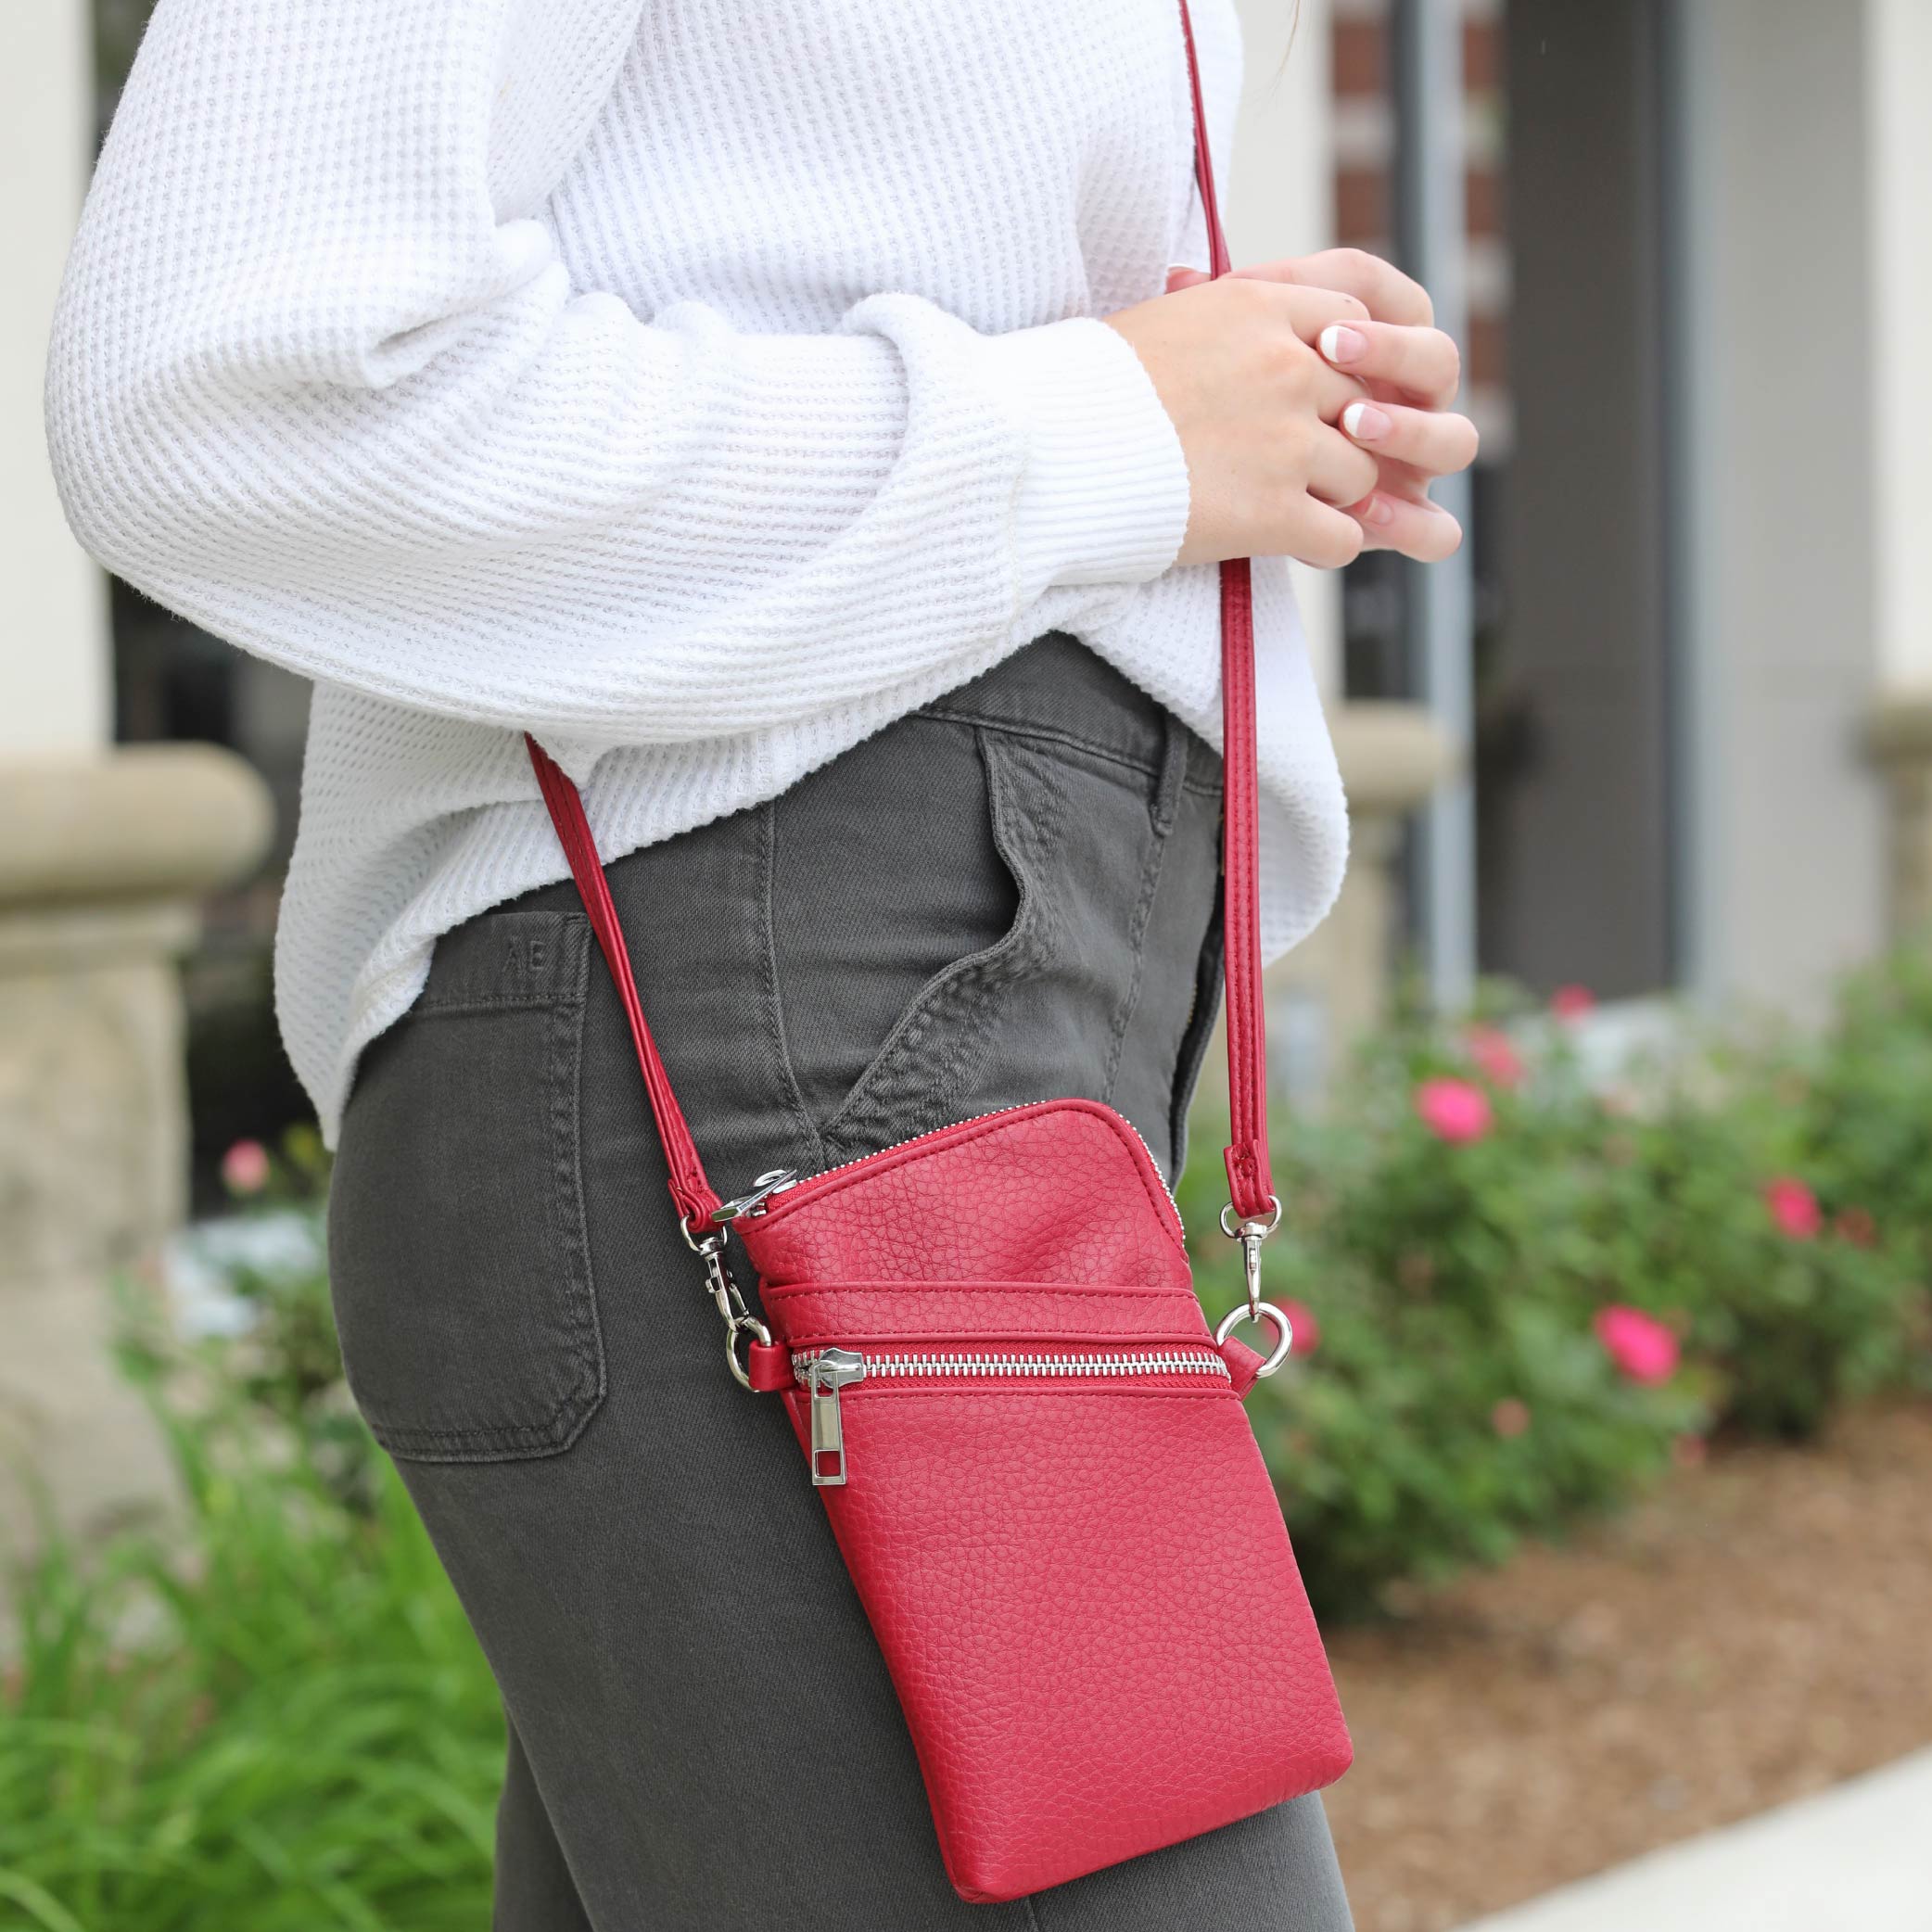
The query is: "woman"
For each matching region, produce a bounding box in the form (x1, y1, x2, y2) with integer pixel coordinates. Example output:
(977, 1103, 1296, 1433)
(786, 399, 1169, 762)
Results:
(47, 2, 1474, 1925)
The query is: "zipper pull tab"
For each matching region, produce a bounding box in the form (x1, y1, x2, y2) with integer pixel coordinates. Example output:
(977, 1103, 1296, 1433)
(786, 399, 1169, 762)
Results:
(714, 1167, 801, 1224)
(804, 1348, 866, 1487)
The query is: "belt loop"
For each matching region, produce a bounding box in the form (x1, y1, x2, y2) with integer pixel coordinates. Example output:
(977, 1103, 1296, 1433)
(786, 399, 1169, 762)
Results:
(1150, 711, 1188, 837)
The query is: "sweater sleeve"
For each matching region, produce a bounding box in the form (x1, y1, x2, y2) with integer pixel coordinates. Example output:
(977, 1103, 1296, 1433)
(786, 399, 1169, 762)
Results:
(44, 0, 1191, 743)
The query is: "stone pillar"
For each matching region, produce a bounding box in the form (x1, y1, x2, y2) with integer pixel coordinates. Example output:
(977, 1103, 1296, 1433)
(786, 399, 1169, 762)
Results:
(1265, 702, 1453, 1093)
(3, 0, 108, 756)
(1861, 4, 1932, 939)
(0, 749, 272, 1548)
(1, 0, 279, 1550)
(1671, 0, 1889, 1010)
(1865, 695, 1932, 939)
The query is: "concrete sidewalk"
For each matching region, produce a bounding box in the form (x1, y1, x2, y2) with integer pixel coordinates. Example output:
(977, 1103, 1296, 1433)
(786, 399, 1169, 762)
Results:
(1459, 1748, 1932, 1932)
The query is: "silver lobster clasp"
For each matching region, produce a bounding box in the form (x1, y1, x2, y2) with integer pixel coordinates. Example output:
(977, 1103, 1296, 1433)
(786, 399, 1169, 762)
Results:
(689, 1223, 773, 1391)
(1216, 1196, 1292, 1377)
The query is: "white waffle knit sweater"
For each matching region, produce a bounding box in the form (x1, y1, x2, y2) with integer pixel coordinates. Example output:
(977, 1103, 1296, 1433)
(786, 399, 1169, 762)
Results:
(45, 0, 1348, 1145)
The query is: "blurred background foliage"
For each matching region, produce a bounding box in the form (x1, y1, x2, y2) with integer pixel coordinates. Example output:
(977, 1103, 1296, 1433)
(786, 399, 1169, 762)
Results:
(1188, 945, 1932, 1615)
(6, 944, 1931, 1923)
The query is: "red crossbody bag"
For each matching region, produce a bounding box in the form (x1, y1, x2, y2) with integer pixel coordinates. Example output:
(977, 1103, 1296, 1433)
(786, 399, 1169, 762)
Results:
(524, 1, 1350, 1900)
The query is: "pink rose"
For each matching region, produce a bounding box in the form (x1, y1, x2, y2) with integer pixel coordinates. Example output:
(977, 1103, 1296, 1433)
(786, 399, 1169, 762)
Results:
(1490, 1397, 1532, 1439)
(1415, 1076, 1493, 1144)
(221, 1138, 271, 1196)
(1594, 1304, 1680, 1386)
(1763, 1176, 1822, 1241)
(1550, 984, 1595, 1021)
(1464, 1023, 1526, 1089)
(1277, 1298, 1320, 1357)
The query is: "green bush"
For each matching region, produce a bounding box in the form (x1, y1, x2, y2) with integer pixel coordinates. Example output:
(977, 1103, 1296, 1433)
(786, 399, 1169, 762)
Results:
(1773, 940, 1932, 1306)
(1181, 961, 1932, 1616)
(1183, 998, 1698, 1616)
(1800, 950, 1932, 1389)
(0, 1218, 501, 1928)
(1558, 1077, 1918, 1438)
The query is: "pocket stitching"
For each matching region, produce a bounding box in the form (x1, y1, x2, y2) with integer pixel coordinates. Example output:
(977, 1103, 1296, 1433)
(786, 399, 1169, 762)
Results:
(1098, 733, 1182, 1107)
(346, 917, 608, 1464)
(544, 924, 607, 1441)
(819, 729, 1061, 1155)
(757, 797, 836, 1178)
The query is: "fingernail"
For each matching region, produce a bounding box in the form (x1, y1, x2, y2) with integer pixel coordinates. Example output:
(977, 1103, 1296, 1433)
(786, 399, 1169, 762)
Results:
(1342, 401, 1390, 441)
(1362, 494, 1396, 527)
(1319, 324, 1368, 364)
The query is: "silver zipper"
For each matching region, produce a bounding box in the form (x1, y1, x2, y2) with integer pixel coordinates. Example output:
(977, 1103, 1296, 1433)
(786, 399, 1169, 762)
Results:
(723, 1103, 1187, 1235)
(799, 1346, 867, 1485)
(792, 1344, 1230, 1487)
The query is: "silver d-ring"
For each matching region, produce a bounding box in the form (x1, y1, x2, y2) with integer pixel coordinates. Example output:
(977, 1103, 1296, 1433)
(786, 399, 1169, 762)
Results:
(1218, 1195, 1283, 1241)
(1214, 1300, 1294, 1378)
(724, 1315, 774, 1392)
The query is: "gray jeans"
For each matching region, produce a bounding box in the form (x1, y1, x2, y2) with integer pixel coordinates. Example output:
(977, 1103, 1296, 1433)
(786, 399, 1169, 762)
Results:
(327, 634, 1354, 1931)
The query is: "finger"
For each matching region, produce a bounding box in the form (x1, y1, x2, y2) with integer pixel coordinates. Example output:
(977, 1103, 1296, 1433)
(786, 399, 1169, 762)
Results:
(1339, 399, 1480, 478)
(1348, 452, 1455, 493)
(1306, 426, 1380, 509)
(1311, 362, 1371, 425)
(1166, 274, 1373, 356)
(1232, 248, 1433, 326)
(1316, 320, 1462, 409)
(1348, 489, 1464, 562)
(1278, 495, 1367, 571)
(1265, 282, 1372, 343)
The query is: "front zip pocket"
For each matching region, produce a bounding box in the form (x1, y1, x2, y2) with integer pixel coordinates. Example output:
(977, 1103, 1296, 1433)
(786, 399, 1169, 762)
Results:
(792, 1344, 1233, 1486)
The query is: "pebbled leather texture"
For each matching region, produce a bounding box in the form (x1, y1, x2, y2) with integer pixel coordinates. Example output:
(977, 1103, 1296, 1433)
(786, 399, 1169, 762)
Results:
(738, 1099, 1352, 1903)
(744, 1338, 795, 1392)
(1220, 1332, 1266, 1399)
(748, 1100, 1191, 1291)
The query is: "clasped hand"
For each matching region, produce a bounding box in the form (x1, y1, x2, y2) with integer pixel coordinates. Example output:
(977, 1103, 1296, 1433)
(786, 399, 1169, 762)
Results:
(1106, 248, 1479, 570)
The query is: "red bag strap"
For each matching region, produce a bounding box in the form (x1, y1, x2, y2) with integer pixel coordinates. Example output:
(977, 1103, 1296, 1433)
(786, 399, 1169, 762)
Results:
(527, 0, 1277, 1234)
(1176, 0, 1276, 1227)
(526, 732, 722, 1235)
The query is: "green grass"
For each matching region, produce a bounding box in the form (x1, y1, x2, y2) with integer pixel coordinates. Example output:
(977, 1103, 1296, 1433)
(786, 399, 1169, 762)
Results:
(0, 1378, 502, 1931)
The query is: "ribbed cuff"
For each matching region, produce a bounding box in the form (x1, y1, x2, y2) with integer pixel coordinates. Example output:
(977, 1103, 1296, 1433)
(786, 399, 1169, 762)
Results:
(975, 316, 1191, 596)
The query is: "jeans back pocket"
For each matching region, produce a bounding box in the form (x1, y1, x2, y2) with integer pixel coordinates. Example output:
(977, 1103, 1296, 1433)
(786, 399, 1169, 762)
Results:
(326, 909, 605, 1463)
